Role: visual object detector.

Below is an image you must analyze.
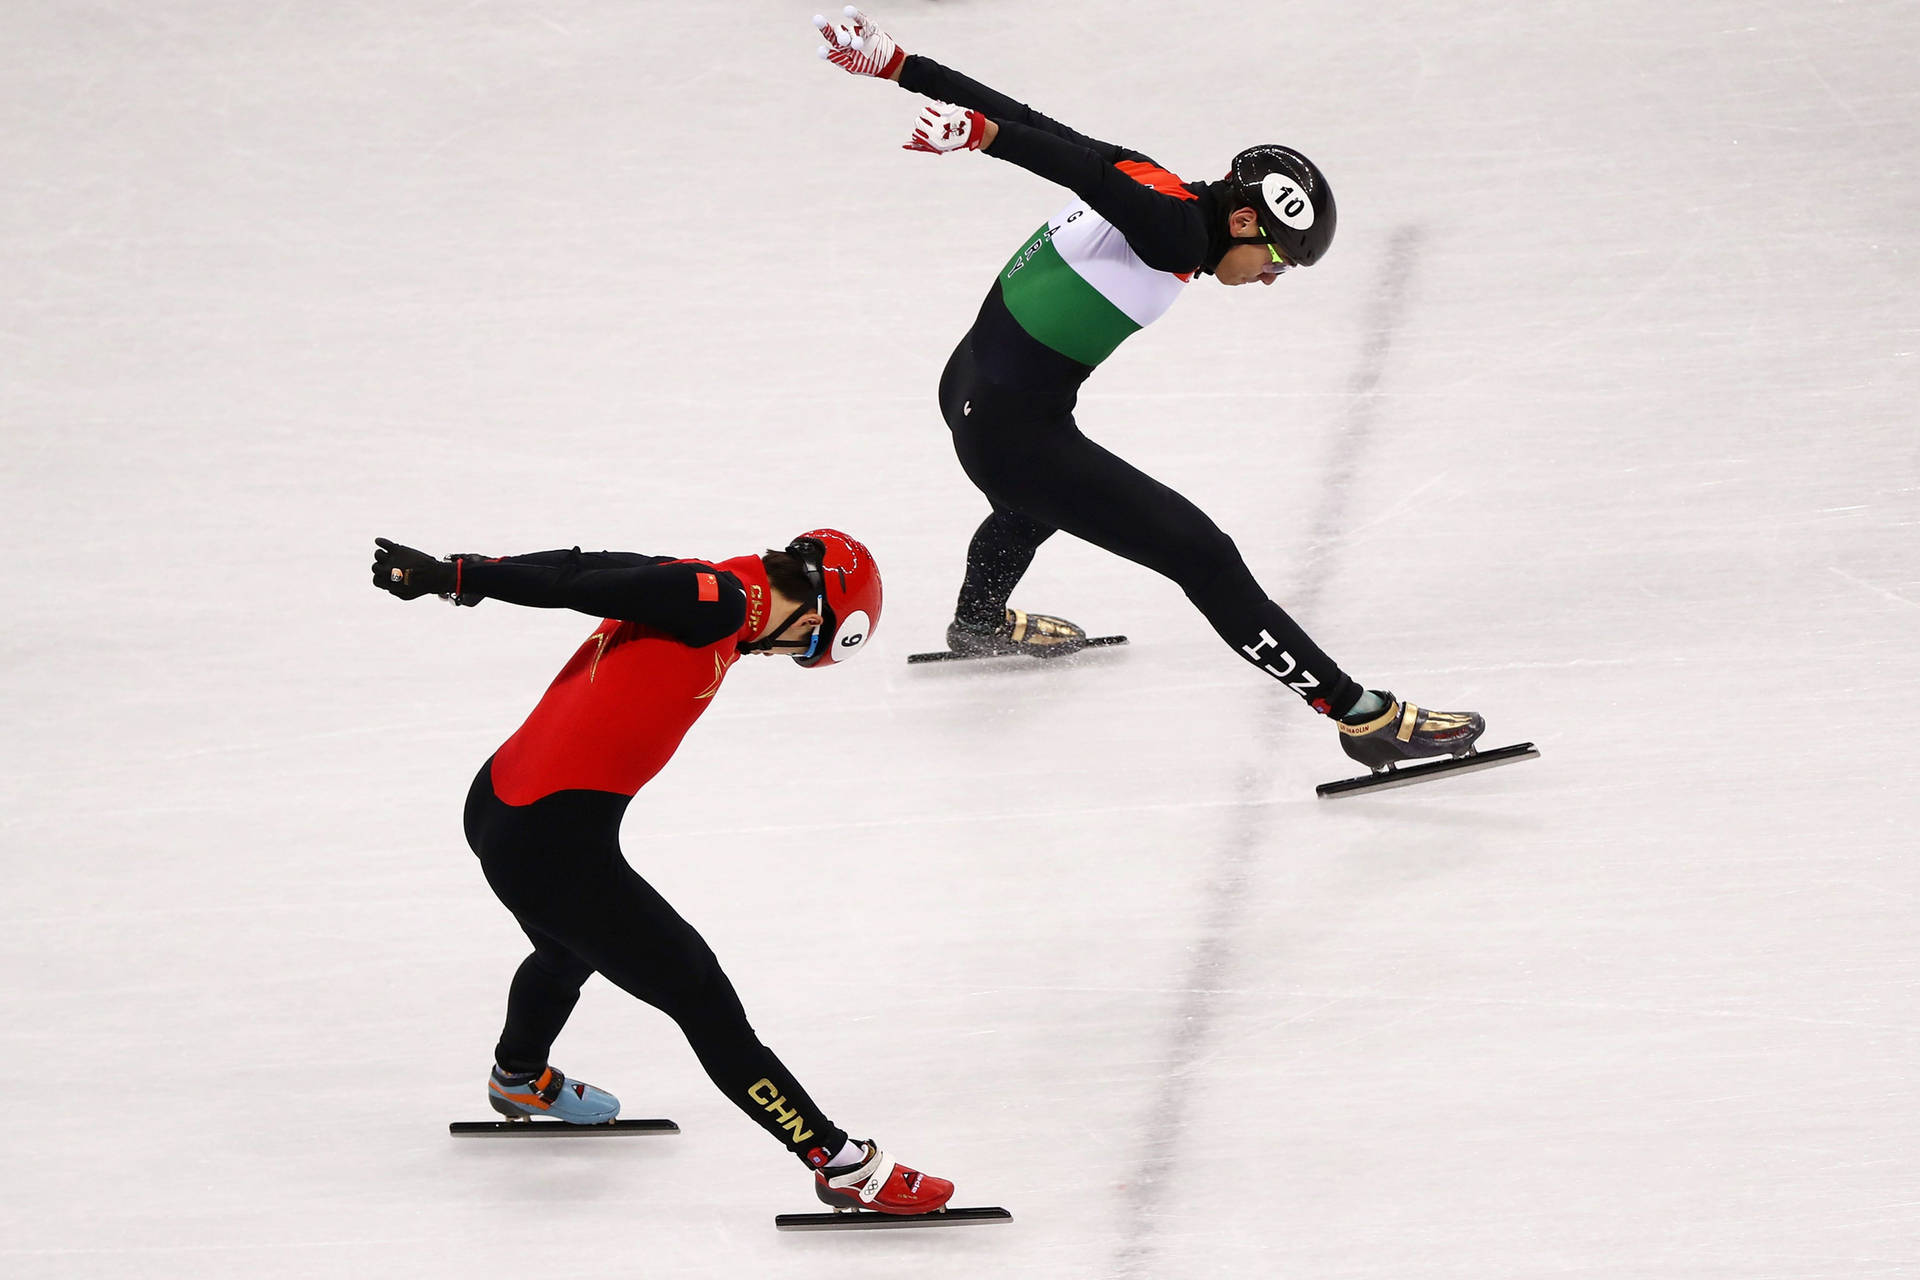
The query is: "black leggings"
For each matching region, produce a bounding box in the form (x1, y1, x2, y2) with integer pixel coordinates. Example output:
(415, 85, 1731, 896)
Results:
(463, 764, 845, 1167)
(940, 338, 1362, 717)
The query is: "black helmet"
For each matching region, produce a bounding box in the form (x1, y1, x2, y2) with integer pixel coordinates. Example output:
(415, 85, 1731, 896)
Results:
(1228, 145, 1336, 268)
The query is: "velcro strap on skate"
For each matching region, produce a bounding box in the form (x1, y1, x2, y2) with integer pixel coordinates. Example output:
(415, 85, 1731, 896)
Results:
(824, 1147, 896, 1204)
(1396, 703, 1420, 742)
(856, 1151, 896, 1204)
(534, 1068, 565, 1104)
(1008, 609, 1081, 643)
(1337, 699, 1401, 737)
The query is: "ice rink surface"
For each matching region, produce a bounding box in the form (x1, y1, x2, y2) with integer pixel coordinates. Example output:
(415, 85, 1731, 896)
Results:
(4, 1, 1916, 1276)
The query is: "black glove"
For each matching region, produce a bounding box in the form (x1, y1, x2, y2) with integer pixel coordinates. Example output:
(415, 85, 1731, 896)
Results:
(371, 537, 456, 601)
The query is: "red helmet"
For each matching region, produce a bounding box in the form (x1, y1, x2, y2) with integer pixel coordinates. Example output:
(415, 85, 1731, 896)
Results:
(785, 529, 881, 668)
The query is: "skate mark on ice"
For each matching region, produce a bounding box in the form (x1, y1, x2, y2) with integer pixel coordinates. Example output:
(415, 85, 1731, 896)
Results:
(1312, 469, 1450, 550)
(1113, 226, 1425, 1280)
(1828, 565, 1920, 611)
(1299, 224, 1425, 582)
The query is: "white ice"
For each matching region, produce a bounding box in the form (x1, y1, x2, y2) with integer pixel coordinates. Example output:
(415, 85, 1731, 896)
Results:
(2, 1, 1916, 1277)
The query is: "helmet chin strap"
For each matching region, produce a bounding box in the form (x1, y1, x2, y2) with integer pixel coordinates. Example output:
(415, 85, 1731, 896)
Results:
(738, 600, 817, 656)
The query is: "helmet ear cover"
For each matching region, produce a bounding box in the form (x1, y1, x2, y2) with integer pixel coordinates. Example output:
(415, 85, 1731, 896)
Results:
(782, 535, 837, 668)
(734, 540, 825, 659)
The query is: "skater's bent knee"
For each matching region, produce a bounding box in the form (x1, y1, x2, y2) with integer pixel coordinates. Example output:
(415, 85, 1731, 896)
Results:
(1174, 528, 1252, 597)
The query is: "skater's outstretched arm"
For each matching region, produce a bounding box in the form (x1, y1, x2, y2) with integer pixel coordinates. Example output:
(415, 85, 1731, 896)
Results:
(815, 8, 1211, 274)
(896, 57, 1135, 166)
(371, 540, 746, 645)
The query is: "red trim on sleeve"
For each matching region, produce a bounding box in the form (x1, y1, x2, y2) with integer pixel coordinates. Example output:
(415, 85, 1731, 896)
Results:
(1115, 160, 1197, 200)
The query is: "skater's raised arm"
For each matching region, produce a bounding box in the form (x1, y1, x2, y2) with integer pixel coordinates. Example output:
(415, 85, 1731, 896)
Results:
(815, 8, 1120, 155)
(895, 56, 1131, 165)
(815, 8, 1211, 274)
(371, 540, 746, 646)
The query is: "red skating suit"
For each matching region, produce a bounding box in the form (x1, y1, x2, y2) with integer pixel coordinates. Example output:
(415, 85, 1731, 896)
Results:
(488, 555, 772, 805)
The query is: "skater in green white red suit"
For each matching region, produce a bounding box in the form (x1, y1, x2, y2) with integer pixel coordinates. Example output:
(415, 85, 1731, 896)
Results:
(814, 6, 1486, 771)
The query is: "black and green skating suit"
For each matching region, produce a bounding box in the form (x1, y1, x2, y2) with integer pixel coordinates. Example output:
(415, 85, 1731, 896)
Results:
(898, 55, 1363, 718)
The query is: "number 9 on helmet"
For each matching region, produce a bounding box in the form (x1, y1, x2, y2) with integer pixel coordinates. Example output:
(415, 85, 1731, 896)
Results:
(785, 528, 882, 668)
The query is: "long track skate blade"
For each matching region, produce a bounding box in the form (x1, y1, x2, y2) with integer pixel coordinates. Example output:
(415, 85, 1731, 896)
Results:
(774, 1206, 1012, 1231)
(448, 1118, 679, 1136)
(1316, 742, 1539, 798)
(906, 635, 1127, 664)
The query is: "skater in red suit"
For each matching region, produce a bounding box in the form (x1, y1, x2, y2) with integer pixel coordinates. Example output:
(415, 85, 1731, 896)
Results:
(813, 7, 1487, 772)
(370, 530, 950, 1216)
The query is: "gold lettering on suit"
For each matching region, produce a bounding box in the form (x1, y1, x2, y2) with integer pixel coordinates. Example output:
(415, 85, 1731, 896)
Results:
(748, 1077, 815, 1144)
(746, 583, 766, 636)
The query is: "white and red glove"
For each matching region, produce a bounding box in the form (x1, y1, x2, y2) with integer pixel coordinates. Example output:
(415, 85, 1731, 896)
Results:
(814, 6, 906, 79)
(904, 102, 989, 154)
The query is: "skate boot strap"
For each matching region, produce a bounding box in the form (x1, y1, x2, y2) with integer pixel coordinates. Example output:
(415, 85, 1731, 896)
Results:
(1007, 610, 1081, 642)
(531, 1067, 566, 1104)
(1338, 699, 1479, 742)
(822, 1146, 898, 1205)
(1337, 697, 1407, 738)
(492, 1066, 567, 1107)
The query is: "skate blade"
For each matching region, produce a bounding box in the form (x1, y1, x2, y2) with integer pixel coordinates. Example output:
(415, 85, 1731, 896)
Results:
(1316, 742, 1539, 798)
(906, 635, 1127, 664)
(774, 1205, 1012, 1231)
(449, 1118, 679, 1136)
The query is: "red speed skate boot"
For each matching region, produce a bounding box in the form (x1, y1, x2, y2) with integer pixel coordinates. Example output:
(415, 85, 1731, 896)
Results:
(813, 1142, 954, 1216)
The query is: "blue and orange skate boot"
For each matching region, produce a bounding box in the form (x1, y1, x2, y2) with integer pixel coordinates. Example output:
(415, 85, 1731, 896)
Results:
(486, 1065, 620, 1125)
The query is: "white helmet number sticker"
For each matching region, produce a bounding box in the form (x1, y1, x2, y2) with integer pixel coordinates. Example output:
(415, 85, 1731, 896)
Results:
(1261, 173, 1315, 230)
(835, 610, 872, 655)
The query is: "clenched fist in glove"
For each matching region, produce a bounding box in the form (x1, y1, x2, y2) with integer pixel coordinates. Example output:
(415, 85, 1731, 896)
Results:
(904, 102, 991, 154)
(372, 537, 458, 602)
(814, 6, 905, 80)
